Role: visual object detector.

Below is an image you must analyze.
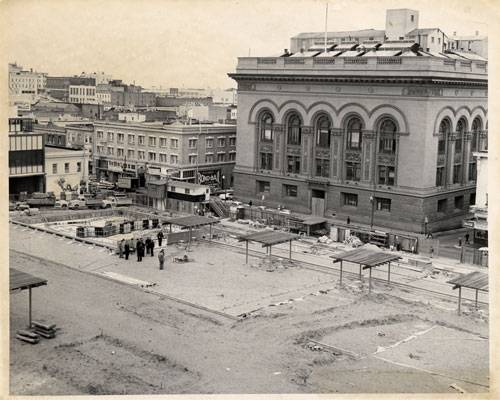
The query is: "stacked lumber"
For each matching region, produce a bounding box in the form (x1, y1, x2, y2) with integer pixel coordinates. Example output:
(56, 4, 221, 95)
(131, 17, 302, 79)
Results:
(16, 329, 40, 344)
(32, 321, 57, 339)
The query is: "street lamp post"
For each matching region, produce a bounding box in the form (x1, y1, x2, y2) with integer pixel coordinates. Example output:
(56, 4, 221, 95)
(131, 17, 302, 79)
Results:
(222, 175, 226, 201)
(369, 195, 375, 231)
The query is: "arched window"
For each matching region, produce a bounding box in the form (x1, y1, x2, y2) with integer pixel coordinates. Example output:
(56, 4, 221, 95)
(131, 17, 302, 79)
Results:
(259, 112, 274, 141)
(438, 119, 450, 155)
(287, 114, 302, 145)
(316, 115, 331, 148)
(468, 117, 482, 181)
(471, 117, 482, 152)
(455, 118, 466, 155)
(377, 118, 398, 186)
(378, 118, 397, 154)
(436, 119, 450, 186)
(346, 117, 363, 150)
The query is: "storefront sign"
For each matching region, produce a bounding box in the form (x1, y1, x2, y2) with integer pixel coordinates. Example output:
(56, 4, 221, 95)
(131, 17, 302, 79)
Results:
(197, 169, 220, 185)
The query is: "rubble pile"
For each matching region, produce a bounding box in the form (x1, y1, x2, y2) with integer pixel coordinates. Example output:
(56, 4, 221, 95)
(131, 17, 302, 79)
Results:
(251, 256, 298, 272)
(343, 235, 363, 248)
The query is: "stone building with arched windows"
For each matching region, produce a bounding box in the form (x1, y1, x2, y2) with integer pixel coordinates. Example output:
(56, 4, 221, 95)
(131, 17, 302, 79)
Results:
(229, 42, 487, 233)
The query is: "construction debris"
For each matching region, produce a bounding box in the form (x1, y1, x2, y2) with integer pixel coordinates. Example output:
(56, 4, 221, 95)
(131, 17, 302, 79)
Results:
(16, 330, 40, 344)
(32, 321, 57, 339)
(344, 235, 363, 248)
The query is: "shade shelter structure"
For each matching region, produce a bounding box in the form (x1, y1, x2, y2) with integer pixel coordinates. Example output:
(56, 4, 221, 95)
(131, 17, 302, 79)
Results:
(10, 268, 47, 328)
(163, 215, 221, 246)
(447, 271, 488, 315)
(300, 216, 327, 236)
(238, 231, 299, 264)
(331, 248, 402, 292)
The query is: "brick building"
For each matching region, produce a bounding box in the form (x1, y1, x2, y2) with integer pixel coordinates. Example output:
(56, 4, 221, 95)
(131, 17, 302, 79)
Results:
(229, 37, 487, 233)
(92, 120, 236, 192)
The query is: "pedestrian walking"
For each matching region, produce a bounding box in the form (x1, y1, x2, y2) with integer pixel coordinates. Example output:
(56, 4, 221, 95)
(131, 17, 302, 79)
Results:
(158, 249, 165, 270)
(149, 237, 155, 257)
(145, 238, 152, 256)
(137, 239, 144, 262)
(157, 230, 164, 247)
(118, 239, 124, 258)
(347, 216, 350, 225)
(430, 245, 434, 258)
(458, 238, 462, 247)
(465, 233, 470, 244)
(124, 239, 130, 260)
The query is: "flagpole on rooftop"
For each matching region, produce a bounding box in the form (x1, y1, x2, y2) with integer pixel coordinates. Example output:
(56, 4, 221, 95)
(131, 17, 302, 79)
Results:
(324, 2, 329, 53)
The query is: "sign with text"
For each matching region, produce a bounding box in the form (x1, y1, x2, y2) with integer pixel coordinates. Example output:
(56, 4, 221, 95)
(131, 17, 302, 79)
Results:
(197, 169, 221, 185)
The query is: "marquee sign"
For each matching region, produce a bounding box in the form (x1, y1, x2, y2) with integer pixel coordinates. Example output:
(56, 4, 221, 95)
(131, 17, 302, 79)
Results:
(197, 169, 221, 185)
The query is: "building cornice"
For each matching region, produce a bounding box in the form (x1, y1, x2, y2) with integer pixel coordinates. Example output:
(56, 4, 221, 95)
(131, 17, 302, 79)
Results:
(228, 74, 487, 87)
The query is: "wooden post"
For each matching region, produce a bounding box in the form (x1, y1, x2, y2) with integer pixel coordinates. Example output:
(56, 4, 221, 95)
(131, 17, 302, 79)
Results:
(340, 260, 343, 285)
(246, 241, 248, 264)
(28, 287, 32, 329)
(359, 264, 362, 279)
(388, 262, 391, 283)
(289, 240, 292, 260)
(475, 289, 478, 309)
(209, 224, 212, 242)
(458, 286, 462, 315)
(269, 245, 272, 258)
(169, 224, 172, 233)
(369, 267, 372, 294)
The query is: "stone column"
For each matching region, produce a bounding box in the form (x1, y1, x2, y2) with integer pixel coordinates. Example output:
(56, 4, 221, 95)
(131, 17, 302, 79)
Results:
(273, 124, 284, 173)
(362, 131, 376, 183)
(301, 126, 313, 176)
(463, 132, 472, 183)
(446, 133, 456, 186)
(331, 128, 343, 182)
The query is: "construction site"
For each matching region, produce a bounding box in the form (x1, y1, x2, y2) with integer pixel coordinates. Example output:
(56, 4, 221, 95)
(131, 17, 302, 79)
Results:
(8, 203, 490, 395)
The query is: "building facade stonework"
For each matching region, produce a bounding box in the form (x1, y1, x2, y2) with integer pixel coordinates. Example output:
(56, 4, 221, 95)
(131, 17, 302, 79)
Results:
(230, 54, 487, 233)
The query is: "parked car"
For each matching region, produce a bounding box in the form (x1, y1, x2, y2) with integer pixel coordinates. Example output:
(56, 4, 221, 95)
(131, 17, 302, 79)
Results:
(218, 192, 234, 200)
(106, 195, 133, 207)
(9, 202, 16, 211)
(54, 200, 69, 209)
(16, 202, 30, 211)
(68, 199, 87, 210)
(23, 207, 40, 216)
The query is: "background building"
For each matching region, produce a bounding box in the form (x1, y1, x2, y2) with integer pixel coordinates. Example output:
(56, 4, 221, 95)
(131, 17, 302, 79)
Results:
(92, 120, 236, 192)
(69, 85, 97, 104)
(290, 9, 486, 58)
(45, 146, 87, 195)
(230, 24, 487, 233)
(8, 118, 45, 197)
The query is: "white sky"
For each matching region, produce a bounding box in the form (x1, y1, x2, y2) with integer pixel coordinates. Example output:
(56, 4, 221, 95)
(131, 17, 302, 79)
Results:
(1, 0, 496, 89)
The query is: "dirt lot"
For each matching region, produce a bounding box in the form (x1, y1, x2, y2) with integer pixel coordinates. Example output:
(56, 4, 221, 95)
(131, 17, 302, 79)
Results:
(10, 240, 489, 395)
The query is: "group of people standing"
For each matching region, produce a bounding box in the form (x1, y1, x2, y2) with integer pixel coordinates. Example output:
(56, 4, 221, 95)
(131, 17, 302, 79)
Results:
(117, 230, 166, 269)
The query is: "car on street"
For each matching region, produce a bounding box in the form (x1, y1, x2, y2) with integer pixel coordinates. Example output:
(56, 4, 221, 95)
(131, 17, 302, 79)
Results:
(218, 192, 234, 201)
(68, 199, 87, 210)
(54, 200, 69, 209)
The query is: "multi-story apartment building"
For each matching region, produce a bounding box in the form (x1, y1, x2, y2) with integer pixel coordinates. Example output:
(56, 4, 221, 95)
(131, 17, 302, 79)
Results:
(45, 76, 95, 102)
(8, 118, 45, 196)
(229, 27, 487, 233)
(9, 63, 47, 108)
(92, 120, 236, 190)
(96, 84, 112, 104)
(9, 63, 47, 96)
(69, 85, 97, 104)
